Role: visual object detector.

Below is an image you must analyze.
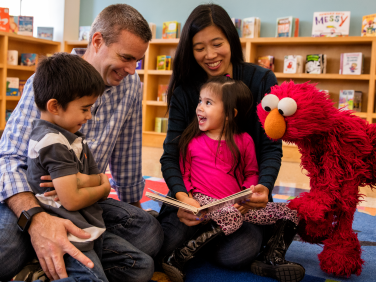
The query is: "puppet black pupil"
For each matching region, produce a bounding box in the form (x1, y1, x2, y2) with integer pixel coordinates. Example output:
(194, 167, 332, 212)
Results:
(265, 106, 271, 112)
(279, 109, 284, 115)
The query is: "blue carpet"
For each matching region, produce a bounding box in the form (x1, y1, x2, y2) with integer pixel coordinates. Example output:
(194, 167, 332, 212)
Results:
(144, 185, 375, 282)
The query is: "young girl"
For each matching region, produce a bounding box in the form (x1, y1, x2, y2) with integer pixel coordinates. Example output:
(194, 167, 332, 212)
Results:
(179, 75, 299, 236)
(162, 76, 301, 282)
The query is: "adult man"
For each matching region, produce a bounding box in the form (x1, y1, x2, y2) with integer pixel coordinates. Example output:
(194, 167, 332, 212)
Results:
(0, 4, 163, 282)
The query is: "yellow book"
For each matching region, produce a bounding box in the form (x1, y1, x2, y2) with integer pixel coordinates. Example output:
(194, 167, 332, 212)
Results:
(361, 14, 376, 36)
(162, 21, 181, 39)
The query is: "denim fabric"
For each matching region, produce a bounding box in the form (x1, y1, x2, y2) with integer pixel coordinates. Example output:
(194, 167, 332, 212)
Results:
(157, 206, 264, 270)
(0, 199, 163, 282)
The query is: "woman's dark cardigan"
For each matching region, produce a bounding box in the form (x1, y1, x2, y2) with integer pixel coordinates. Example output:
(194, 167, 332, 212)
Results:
(159, 62, 282, 206)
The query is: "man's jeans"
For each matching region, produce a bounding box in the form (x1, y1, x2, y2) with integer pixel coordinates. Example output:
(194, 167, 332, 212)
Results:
(0, 198, 163, 282)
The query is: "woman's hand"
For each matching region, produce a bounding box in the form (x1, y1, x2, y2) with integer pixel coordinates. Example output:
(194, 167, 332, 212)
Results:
(234, 184, 269, 214)
(175, 192, 205, 226)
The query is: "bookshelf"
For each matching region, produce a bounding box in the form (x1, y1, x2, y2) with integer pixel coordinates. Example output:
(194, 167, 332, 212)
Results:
(65, 37, 376, 162)
(0, 31, 61, 130)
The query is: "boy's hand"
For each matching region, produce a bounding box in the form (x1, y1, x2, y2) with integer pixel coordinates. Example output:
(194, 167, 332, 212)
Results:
(99, 173, 111, 201)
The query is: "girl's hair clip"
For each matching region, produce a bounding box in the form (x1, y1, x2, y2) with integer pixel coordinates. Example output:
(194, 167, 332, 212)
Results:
(224, 73, 231, 78)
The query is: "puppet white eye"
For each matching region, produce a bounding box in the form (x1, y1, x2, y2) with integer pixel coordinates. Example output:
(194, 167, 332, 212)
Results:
(278, 97, 297, 116)
(261, 94, 279, 112)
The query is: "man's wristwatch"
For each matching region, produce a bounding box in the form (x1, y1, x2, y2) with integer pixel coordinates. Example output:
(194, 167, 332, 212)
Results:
(17, 207, 44, 233)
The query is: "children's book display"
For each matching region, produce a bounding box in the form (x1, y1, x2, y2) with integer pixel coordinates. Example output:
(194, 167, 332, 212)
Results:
(276, 16, 299, 37)
(242, 17, 260, 38)
(339, 52, 364, 75)
(258, 56, 274, 71)
(283, 55, 303, 73)
(157, 55, 171, 70)
(146, 188, 252, 215)
(37, 27, 53, 40)
(79, 26, 90, 41)
(231, 18, 242, 37)
(9, 15, 17, 33)
(21, 53, 37, 66)
(162, 21, 181, 39)
(18, 16, 33, 36)
(305, 54, 327, 74)
(312, 12, 350, 37)
(0, 7, 9, 32)
(361, 14, 376, 36)
(6, 77, 19, 96)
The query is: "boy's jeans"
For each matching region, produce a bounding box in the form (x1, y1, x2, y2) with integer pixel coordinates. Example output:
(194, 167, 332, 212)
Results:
(0, 198, 163, 282)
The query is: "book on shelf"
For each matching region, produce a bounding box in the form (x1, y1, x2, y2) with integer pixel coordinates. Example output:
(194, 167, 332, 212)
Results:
(37, 27, 54, 40)
(146, 188, 252, 215)
(157, 55, 171, 70)
(257, 56, 274, 71)
(0, 7, 9, 32)
(18, 16, 33, 36)
(361, 14, 376, 37)
(339, 90, 355, 110)
(276, 17, 298, 37)
(312, 12, 350, 37)
(353, 91, 362, 112)
(136, 59, 144, 70)
(231, 18, 242, 37)
(283, 55, 303, 73)
(161, 118, 168, 133)
(162, 21, 181, 39)
(6, 77, 19, 96)
(149, 22, 156, 39)
(340, 53, 364, 75)
(19, 80, 27, 96)
(21, 53, 38, 66)
(242, 17, 260, 38)
(79, 26, 90, 41)
(155, 117, 162, 133)
(6, 109, 13, 122)
(157, 84, 168, 102)
(9, 15, 17, 33)
(305, 54, 326, 74)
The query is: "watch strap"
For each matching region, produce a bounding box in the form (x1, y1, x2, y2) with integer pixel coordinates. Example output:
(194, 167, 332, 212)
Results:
(26, 207, 44, 217)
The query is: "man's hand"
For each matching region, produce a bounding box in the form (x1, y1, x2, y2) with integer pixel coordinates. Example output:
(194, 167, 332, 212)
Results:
(28, 212, 93, 280)
(234, 184, 269, 214)
(175, 192, 204, 226)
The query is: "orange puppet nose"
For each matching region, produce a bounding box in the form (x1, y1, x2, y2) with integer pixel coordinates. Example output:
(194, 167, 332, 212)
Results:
(264, 108, 286, 140)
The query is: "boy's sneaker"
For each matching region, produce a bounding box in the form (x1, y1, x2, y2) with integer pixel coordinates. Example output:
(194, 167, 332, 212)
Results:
(12, 258, 49, 282)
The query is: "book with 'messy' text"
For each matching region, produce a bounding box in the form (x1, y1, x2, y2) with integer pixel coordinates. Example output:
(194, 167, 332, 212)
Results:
(146, 188, 253, 215)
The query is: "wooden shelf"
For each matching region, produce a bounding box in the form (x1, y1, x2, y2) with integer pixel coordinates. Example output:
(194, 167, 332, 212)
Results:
(7, 65, 36, 71)
(145, 101, 167, 106)
(6, 96, 21, 101)
(244, 36, 374, 45)
(0, 31, 60, 46)
(0, 63, 3, 68)
(148, 70, 172, 75)
(137, 70, 144, 75)
(275, 73, 371, 80)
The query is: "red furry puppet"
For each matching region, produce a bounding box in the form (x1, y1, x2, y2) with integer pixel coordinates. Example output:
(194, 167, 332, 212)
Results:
(257, 81, 376, 277)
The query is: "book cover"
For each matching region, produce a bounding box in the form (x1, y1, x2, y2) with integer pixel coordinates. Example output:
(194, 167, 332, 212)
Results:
(231, 18, 242, 37)
(258, 56, 274, 71)
(242, 17, 258, 38)
(0, 7, 9, 32)
(155, 117, 162, 133)
(149, 22, 156, 39)
(161, 118, 168, 133)
(340, 53, 363, 75)
(339, 90, 355, 110)
(37, 27, 54, 40)
(162, 21, 180, 39)
(9, 15, 18, 33)
(353, 91, 362, 112)
(306, 54, 326, 74)
(19, 80, 27, 96)
(79, 26, 90, 41)
(21, 53, 37, 66)
(361, 14, 376, 36)
(293, 18, 300, 37)
(312, 12, 350, 37)
(18, 16, 33, 36)
(157, 55, 171, 70)
(6, 77, 19, 96)
(146, 188, 252, 215)
(157, 84, 168, 102)
(136, 59, 143, 70)
(276, 17, 293, 37)
(284, 55, 303, 73)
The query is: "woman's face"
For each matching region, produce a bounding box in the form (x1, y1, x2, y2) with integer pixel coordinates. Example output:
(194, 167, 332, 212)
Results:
(192, 25, 232, 78)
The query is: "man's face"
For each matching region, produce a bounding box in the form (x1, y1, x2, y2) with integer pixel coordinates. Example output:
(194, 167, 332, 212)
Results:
(94, 30, 148, 86)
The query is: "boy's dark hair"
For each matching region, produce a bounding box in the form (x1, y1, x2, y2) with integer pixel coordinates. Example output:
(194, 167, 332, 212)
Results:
(167, 4, 244, 110)
(33, 52, 105, 111)
(179, 76, 253, 188)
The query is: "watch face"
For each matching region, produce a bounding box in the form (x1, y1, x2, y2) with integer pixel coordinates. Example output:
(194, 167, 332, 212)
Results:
(17, 212, 30, 231)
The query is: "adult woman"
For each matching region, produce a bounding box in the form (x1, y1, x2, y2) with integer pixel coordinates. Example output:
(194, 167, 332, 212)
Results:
(158, 4, 304, 282)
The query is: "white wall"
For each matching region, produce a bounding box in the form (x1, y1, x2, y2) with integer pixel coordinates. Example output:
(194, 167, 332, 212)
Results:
(0, 0, 80, 50)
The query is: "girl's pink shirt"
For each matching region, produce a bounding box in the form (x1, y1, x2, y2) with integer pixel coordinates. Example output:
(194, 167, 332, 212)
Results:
(180, 132, 259, 199)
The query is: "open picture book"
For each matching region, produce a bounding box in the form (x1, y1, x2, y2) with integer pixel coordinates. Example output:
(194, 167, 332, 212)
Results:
(146, 188, 253, 215)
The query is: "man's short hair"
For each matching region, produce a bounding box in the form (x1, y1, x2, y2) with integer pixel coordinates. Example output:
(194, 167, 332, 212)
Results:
(89, 4, 152, 46)
(33, 52, 105, 111)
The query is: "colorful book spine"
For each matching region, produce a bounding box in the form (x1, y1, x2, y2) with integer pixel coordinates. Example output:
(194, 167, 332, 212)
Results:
(231, 18, 242, 37)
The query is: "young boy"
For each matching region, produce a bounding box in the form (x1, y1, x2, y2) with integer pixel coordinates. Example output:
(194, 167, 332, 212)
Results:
(26, 52, 111, 281)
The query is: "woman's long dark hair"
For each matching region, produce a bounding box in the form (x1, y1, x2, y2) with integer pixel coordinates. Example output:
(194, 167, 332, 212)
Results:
(167, 4, 244, 110)
(179, 76, 253, 188)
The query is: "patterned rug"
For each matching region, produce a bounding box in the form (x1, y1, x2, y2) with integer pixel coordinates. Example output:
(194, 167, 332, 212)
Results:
(107, 174, 376, 282)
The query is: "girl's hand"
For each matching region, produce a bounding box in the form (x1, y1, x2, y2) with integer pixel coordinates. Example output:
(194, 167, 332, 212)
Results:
(176, 192, 205, 226)
(234, 185, 269, 213)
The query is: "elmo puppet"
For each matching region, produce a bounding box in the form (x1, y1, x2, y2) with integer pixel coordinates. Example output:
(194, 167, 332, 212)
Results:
(257, 81, 376, 277)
